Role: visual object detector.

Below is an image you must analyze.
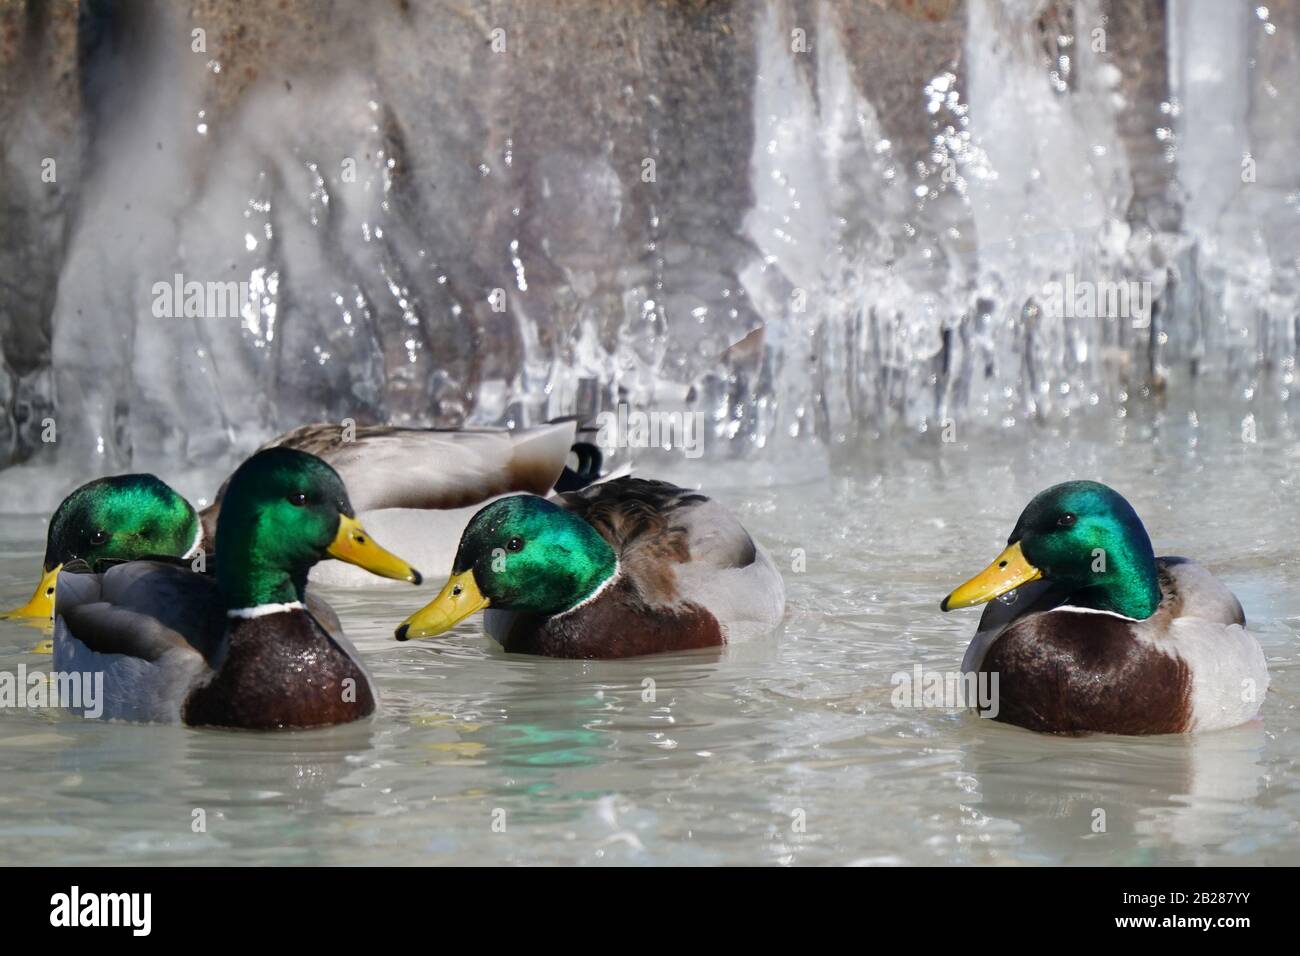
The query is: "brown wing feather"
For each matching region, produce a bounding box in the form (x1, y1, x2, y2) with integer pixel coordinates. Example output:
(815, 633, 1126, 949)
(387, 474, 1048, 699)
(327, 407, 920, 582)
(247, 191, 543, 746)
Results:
(556, 477, 757, 605)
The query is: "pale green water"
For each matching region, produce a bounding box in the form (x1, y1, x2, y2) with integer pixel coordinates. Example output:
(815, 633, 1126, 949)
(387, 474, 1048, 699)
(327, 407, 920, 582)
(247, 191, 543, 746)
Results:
(0, 403, 1297, 865)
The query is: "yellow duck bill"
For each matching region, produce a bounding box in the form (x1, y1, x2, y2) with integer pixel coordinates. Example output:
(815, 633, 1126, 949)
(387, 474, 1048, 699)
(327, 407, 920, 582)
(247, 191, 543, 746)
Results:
(326, 515, 422, 584)
(395, 570, 489, 641)
(941, 541, 1042, 611)
(1, 564, 62, 621)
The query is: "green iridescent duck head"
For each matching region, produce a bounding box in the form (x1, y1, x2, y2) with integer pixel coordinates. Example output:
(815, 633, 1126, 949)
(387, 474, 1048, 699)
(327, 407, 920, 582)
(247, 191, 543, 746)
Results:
(395, 495, 617, 640)
(214, 447, 422, 609)
(941, 480, 1161, 620)
(3, 474, 200, 621)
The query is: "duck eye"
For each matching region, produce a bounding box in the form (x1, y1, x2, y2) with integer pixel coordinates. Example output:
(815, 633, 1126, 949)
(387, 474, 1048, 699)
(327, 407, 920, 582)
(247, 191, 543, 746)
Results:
(506, 536, 524, 552)
(89, 530, 109, 546)
(287, 492, 308, 507)
(1057, 513, 1077, 528)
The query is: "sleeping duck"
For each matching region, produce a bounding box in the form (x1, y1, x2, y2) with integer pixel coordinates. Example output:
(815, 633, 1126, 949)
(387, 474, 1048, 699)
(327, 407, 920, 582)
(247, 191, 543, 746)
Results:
(52, 447, 421, 728)
(940, 480, 1268, 735)
(395, 476, 786, 658)
(4, 420, 590, 622)
(205, 421, 594, 587)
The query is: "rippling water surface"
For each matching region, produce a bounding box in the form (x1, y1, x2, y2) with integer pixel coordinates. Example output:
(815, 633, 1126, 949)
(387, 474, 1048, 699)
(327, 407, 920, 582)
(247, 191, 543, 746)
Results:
(1, 404, 1297, 865)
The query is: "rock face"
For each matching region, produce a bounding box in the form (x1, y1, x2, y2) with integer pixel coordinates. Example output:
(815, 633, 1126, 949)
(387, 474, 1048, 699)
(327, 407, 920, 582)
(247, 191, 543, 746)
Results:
(0, 0, 1296, 498)
(0, 0, 80, 460)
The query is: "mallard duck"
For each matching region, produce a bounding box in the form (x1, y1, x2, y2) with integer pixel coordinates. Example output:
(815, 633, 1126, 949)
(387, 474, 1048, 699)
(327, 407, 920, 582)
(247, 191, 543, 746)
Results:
(394, 476, 786, 658)
(52, 448, 422, 728)
(204, 421, 589, 587)
(2, 474, 202, 622)
(940, 480, 1268, 735)
(4, 421, 587, 621)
